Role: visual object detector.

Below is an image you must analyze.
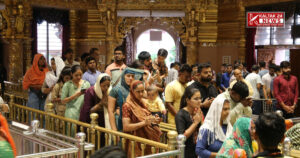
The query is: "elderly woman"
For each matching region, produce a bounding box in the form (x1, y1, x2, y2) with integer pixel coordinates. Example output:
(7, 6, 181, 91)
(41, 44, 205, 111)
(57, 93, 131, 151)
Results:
(122, 80, 162, 157)
(196, 98, 232, 158)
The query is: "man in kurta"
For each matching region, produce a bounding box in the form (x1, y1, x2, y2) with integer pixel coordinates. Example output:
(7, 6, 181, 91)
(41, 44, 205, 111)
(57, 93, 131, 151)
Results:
(165, 64, 192, 124)
(23, 54, 49, 110)
(273, 61, 299, 118)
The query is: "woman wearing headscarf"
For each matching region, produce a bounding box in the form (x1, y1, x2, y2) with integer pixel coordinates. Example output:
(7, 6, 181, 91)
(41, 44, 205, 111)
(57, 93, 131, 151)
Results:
(42, 56, 65, 111)
(79, 74, 111, 146)
(122, 80, 162, 157)
(0, 113, 16, 158)
(61, 65, 90, 136)
(175, 87, 203, 158)
(108, 67, 144, 131)
(217, 117, 254, 158)
(196, 97, 232, 158)
(23, 53, 49, 111)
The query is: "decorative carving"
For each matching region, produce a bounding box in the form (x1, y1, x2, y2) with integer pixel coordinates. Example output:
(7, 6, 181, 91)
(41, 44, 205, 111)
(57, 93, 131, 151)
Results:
(15, 4, 24, 34)
(28, 0, 98, 10)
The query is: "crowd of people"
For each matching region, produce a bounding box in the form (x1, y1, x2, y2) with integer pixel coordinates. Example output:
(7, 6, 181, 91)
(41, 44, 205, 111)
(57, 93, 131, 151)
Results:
(0, 45, 299, 158)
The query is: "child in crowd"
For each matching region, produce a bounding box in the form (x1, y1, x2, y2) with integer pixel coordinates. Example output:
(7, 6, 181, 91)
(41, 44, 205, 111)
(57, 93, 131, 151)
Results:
(144, 86, 166, 118)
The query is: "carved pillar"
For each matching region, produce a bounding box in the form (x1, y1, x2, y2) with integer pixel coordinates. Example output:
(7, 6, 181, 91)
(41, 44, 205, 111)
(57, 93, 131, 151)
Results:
(184, 5, 199, 65)
(4, 0, 23, 82)
(104, 9, 117, 65)
(69, 9, 77, 57)
(23, 4, 32, 71)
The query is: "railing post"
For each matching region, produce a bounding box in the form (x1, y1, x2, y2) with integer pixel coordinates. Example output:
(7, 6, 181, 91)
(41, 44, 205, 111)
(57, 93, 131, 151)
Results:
(90, 113, 98, 153)
(76, 132, 86, 158)
(177, 134, 186, 158)
(167, 131, 178, 152)
(45, 103, 55, 130)
(90, 113, 99, 127)
(9, 94, 14, 120)
(283, 137, 291, 156)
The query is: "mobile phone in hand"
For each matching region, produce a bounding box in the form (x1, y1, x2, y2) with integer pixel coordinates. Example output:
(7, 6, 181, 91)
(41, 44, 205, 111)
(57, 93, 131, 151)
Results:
(81, 88, 87, 93)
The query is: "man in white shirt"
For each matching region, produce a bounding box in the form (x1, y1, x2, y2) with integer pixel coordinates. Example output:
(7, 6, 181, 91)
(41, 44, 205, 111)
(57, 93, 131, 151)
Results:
(165, 62, 180, 85)
(246, 65, 268, 114)
(262, 64, 276, 98)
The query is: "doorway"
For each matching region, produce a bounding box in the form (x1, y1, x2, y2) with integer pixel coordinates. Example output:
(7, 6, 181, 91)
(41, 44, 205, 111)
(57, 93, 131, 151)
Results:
(135, 29, 176, 67)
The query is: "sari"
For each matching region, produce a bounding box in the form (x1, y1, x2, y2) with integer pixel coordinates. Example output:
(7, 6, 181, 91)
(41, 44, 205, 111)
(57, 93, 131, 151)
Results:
(109, 67, 144, 131)
(217, 117, 253, 158)
(80, 74, 110, 147)
(0, 114, 16, 157)
(122, 80, 162, 157)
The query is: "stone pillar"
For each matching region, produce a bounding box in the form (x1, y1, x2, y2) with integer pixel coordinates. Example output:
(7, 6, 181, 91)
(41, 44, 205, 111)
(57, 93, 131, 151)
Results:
(69, 9, 77, 57)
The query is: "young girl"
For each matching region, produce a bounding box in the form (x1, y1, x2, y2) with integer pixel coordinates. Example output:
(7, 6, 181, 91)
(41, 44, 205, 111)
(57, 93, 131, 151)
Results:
(49, 66, 72, 116)
(144, 86, 166, 118)
(175, 87, 203, 158)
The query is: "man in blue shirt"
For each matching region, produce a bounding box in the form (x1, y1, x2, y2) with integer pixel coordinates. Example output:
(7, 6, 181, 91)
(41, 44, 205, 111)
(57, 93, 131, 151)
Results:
(221, 64, 232, 89)
(82, 56, 101, 86)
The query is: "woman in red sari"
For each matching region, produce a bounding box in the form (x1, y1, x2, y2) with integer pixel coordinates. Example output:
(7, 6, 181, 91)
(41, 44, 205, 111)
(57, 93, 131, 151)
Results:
(122, 80, 162, 157)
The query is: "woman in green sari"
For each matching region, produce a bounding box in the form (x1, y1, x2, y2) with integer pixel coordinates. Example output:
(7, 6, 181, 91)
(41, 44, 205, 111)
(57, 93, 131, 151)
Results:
(217, 117, 254, 158)
(61, 65, 90, 136)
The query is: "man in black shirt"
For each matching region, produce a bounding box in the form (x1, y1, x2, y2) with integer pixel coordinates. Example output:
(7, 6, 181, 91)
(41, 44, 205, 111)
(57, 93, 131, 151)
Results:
(188, 63, 218, 116)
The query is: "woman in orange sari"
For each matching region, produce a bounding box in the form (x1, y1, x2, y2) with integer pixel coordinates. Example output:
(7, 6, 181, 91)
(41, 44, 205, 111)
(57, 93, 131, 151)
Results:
(122, 80, 162, 157)
(0, 113, 16, 158)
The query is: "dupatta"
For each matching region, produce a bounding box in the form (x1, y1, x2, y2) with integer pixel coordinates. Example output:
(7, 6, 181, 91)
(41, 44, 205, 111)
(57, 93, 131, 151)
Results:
(198, 96, 233, 145)
(217, 117, 253, 158)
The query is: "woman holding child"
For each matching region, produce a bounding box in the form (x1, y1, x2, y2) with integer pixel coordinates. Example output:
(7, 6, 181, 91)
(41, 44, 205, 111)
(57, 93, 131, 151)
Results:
(122, 80, 162, 157)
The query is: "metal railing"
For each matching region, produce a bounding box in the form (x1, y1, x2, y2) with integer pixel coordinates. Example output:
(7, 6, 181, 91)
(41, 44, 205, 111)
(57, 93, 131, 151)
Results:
(138, 134, 186, 158)
(10, 119, 94, 157)
(5, 94, 179, 158)
(252, 98, 300, 114)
